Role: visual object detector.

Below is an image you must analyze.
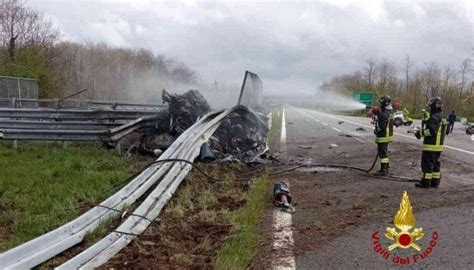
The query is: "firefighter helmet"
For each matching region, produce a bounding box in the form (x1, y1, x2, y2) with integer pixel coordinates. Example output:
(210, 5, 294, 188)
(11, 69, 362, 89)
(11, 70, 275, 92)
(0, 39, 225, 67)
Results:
(378, 95, 392, 108)
(427, 96, 443, 111)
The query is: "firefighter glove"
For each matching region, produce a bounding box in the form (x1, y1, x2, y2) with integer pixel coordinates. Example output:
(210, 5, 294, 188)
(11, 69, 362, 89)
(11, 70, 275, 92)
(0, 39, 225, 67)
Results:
(415, 130, 421, 140)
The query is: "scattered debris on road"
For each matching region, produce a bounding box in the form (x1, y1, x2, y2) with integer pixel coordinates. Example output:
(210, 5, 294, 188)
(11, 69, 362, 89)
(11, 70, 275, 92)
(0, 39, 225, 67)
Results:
(338, 121, 344, 124)
(338, 133, 353, 138)
(356, 127, 366, 131)
(273, 182, 295, 213)
(329, 143, 339, 148)
(298, 145, 312, 149)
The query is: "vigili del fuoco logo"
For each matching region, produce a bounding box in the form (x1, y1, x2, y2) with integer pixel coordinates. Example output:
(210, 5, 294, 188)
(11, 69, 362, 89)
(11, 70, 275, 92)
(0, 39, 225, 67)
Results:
(371, 191, 439, 266)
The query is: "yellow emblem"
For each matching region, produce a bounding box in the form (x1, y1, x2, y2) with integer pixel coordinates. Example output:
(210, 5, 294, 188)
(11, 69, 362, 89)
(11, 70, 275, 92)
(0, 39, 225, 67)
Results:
(385, 191, 424, 251)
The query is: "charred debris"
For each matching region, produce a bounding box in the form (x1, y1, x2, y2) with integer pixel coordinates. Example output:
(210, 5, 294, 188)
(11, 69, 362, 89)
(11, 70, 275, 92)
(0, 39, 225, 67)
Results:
(121, 89, 271, 164)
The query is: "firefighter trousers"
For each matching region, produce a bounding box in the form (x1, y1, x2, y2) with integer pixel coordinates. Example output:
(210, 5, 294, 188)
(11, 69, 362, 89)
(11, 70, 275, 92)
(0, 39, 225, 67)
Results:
(421, 151, 441, 180)
(377, 143, 389, 166)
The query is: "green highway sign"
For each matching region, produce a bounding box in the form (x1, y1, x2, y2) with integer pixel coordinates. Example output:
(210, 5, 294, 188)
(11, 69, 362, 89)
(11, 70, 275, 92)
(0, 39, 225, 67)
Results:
(355, 92, 373, 107)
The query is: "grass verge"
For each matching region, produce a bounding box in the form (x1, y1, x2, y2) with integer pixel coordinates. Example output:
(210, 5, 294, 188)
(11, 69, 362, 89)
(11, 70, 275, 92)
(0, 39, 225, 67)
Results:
(0, 142, 149, 252)
(214, 175, 269, 270)
(102, 164, 269, 270)
(103, 163, 249, 269)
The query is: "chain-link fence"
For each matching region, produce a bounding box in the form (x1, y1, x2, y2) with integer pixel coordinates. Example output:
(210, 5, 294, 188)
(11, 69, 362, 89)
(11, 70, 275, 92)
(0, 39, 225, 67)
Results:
(0, 76, 39, 108)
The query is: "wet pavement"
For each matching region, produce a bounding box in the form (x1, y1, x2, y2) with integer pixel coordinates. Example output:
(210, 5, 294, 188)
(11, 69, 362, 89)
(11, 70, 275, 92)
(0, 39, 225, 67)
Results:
(269, 105, 474, 269)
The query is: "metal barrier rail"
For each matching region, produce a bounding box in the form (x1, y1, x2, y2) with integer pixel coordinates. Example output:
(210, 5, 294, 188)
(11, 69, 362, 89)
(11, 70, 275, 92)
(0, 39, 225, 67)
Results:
(0, 115, 156, 142)
(0, 120, 122, 130)
(0, 107, 160, 141)
(0, 106, 261, 269)
(0, 108, 159, 119)
(0, 129, 109, 141)
(0, 98, 165, 110)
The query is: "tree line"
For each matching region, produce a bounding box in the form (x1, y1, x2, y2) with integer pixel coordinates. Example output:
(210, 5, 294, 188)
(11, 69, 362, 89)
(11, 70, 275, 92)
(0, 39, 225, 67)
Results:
(320, 56, 473, 118)
(0, 0, 197, 101)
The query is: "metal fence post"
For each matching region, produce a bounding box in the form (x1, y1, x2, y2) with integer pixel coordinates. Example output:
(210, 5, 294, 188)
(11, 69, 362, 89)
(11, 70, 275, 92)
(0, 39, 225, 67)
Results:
(17, 78, 21, 108)
(13, 91, 20, 149)
(116, 142, 122, 155)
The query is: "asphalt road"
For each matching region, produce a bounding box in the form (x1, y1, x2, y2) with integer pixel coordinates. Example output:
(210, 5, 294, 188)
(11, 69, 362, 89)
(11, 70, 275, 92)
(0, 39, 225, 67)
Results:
(276, 105, 474, 270)
(294, 106, 474, 165)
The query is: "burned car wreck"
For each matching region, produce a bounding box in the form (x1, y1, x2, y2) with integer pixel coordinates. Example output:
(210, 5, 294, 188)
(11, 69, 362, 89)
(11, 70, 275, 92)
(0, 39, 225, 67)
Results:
(122, 89, 269, 163)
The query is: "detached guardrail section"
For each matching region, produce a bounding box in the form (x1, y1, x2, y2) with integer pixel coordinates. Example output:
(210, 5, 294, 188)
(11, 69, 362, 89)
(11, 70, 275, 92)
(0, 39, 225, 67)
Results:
(0, 108, 160, 142)
(0, 105, 263, 269)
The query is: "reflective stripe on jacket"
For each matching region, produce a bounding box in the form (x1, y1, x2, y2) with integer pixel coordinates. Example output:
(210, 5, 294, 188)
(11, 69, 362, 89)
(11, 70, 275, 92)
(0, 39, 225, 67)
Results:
(375, 109, 393, 143)
(422, 111, 447, 152)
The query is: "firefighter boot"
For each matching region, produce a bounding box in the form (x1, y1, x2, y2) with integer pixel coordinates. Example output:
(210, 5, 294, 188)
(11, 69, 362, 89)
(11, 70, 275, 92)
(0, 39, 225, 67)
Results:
(415, 178, 431, 188)
(374, 163, 388, 176)
(431, 178, 440, 188)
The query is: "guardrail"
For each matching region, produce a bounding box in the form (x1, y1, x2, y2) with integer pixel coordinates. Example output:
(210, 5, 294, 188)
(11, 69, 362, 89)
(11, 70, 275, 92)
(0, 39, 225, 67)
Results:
(0, 108, 158, 120)
(0, 119, 121, 130)
(0, 108, 160, 142)
(0, 106, 263, 269)
(0, 97, 165, 110)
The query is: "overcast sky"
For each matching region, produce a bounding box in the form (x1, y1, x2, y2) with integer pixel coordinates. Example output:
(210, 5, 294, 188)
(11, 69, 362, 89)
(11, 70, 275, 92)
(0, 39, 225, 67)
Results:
(29, 0, 473, 95)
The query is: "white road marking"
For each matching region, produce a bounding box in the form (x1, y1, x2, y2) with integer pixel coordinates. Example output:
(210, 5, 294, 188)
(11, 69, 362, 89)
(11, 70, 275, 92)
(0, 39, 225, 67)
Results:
(271, 182, 295, 270)
(267, 112, 273, 130)
(272, 110, 294, 269)
(300, 108, 474, 156)
(281, 108, 287, 144)
(296, 108, 367, 144)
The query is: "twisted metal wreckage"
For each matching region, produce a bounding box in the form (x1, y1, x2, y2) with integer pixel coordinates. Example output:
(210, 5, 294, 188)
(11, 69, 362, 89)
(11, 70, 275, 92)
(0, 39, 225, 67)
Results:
(0, 81, 270, 269)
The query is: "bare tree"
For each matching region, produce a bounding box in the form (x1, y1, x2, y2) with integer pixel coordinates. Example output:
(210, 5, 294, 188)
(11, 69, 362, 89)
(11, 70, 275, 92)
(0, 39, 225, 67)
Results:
(364, 58, 376, 88)
(422, 62, 441, 99)
(412, 70, 422, 114)
(442, 66, 455, 97)
(404, 55, 413, 93)
(0, 0, 27, 60)
(321, 56, 474, 117)
(376, 58, 397, 94)
(470, 81, 473, 99)
(170, 62, 197, 85)
(0, 0, 58, 61)
(22, 11, 59, 50)
(459, 58, 472, 99)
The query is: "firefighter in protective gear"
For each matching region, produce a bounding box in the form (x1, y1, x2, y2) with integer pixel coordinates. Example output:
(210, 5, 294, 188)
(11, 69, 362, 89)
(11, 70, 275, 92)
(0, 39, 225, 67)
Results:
(374, 95, 394, 176)
(414, 97, 447, 188)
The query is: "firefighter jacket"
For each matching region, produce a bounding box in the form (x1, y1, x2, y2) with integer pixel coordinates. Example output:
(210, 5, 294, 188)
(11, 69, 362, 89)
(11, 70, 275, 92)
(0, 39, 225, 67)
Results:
(375, 108, 394, 143)
(421, 110, 447, 152)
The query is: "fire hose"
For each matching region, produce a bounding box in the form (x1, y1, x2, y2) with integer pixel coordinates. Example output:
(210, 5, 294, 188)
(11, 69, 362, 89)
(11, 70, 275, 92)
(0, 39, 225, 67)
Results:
(268, 151, 420, 183)
(106, 154, 418, 217)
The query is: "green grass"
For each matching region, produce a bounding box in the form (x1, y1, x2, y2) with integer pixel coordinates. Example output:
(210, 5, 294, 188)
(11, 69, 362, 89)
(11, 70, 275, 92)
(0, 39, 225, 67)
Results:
(0, 142, 147, 251)
(312, 219, 327, 230)
(267, 106, 283, 145)
(214, 175, 269, 270)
